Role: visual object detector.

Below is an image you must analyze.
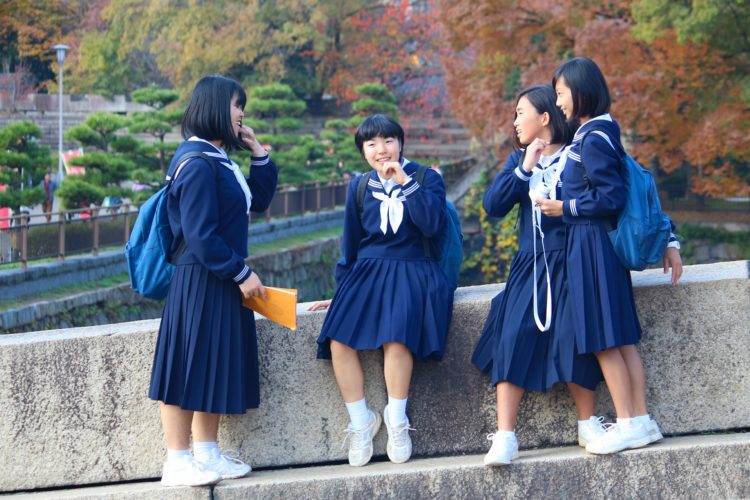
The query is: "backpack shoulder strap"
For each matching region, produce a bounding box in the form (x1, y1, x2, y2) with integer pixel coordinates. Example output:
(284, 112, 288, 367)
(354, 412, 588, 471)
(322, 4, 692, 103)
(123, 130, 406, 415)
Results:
(414, 164, 429, 185)
(355, 172, 370, 215)
(408, 163, 437, 259)
(168, 151, 220, 184)
(578, 127, 624, 188)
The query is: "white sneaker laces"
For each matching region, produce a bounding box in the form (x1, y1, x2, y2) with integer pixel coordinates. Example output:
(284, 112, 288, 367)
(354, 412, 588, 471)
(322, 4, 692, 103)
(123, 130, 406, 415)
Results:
(590, 416, 606, 431)
(342, 426, 370, 450)
(390, 423, 415, 446)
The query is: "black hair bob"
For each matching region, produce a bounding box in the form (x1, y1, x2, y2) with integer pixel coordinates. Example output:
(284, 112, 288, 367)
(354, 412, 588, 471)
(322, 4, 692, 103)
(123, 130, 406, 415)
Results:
(552, 57, 611, 121)
(354, 114, 405, 159)
(514, 84, 572, 148)
(181, 75, 247, 151)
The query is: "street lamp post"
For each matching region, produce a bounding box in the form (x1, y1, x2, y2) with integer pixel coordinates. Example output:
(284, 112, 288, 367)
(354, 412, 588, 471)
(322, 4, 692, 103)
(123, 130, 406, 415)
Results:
(53, 44, 69, 185)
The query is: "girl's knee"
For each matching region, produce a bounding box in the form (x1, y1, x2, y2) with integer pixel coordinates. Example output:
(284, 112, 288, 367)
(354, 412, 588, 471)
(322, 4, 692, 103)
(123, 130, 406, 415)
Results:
(330, 340, 357, 357)
(383, 342, 412, 358)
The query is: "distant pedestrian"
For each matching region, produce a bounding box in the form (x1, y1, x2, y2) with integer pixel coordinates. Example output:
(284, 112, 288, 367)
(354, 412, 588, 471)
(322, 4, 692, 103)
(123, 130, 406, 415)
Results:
(39, 172, 57, 222)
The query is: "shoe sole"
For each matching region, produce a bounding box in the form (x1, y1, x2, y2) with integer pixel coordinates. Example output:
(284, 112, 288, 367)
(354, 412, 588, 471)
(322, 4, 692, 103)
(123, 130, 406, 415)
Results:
(161, 476, 222, 487)
(349, 412, 383, 467)
(647, 432, 664, 444)
(586, 435, 651, 455)
(220, 468, 252, 480)
(387, 444, 412, 464)
(484, 451, 519, 466)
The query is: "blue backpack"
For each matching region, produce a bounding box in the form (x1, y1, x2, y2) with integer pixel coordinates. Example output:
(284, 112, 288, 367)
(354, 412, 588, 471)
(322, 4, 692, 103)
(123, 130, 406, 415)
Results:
(356, 164, 463, 289)
(581, 130, 672, 271)
(125, 151, 218, 299)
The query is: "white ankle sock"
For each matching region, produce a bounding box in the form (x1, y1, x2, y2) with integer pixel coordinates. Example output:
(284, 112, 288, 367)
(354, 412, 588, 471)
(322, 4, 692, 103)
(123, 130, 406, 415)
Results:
(616, 417, 635, 426)
(345, 398, 370, 430)
(388, 396, 408, 427)
(166, 448, 191, 463)
(193, 441, 219, 462)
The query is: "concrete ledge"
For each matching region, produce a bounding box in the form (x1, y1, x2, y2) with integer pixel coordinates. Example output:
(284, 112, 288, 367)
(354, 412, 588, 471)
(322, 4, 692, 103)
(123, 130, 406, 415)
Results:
(7, 482, 210, 499)
(215, 433, 750, 500)
(1, 261, 748, 491)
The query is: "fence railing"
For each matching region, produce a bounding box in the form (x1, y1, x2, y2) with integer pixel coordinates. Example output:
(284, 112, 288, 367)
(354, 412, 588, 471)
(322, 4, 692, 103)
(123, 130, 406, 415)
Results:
(0, 180, 351, 268)
(0, 205, 136, 268)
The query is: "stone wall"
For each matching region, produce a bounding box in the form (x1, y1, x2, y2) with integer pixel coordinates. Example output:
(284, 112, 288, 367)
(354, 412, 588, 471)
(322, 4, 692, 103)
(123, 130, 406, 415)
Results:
(1, 250, 127, 301)
(0, 260, 747, 492)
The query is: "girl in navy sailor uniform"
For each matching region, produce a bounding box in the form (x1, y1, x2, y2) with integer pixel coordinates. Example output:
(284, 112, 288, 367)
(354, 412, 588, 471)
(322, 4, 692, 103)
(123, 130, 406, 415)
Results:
(148, 76, 278, 486)
(472, 85, 605, 466)
(308, 114, 453, 467)
(536, 57, 683, 455)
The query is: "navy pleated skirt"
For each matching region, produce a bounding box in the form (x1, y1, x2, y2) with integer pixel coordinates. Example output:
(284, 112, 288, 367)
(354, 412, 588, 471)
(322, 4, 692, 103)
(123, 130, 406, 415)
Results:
(565, 223, 642, 353)
(317, 257, 453, 361)
(149, 264, 260, 414)
(472, 249, 602, 392)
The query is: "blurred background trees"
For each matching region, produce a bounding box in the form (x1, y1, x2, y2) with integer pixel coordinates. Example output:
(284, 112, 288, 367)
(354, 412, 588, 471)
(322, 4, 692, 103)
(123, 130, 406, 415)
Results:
(1, 0, 748, 201)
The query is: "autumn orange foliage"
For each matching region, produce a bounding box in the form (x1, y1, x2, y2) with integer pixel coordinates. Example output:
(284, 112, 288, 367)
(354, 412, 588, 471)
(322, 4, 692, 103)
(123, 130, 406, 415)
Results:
(436, 0, 750, 198)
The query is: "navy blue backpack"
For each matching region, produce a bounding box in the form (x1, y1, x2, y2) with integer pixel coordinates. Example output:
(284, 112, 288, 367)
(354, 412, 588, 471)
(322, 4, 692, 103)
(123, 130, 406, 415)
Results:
(581, 130, 672, 271)
(125, 151, 218, 299)
(356, 164, 463, 290)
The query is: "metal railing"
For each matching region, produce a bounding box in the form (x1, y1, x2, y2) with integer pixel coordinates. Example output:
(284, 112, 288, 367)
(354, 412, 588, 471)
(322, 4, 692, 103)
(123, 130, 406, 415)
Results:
(0, 156, 485, 268)
(0, 204, 136, 268)
(0, 180, 351, 268)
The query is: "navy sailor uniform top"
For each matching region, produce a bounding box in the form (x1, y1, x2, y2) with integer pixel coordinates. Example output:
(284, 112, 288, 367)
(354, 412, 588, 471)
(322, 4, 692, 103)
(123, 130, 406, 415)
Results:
(560, 116, 626, 225)
(484, 148, 566, 253)
(335, 160, 447, 284)
(560, 114, 679, 244)
(166, 139, 278, 285)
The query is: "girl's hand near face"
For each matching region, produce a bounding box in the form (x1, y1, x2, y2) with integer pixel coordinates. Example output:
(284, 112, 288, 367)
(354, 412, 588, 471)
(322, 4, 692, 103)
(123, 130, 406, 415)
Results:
(307, 299, 332, 311)
(382, 161, 409, 184)
(523, 138, 548, 173)
(239, 124, 267, 157)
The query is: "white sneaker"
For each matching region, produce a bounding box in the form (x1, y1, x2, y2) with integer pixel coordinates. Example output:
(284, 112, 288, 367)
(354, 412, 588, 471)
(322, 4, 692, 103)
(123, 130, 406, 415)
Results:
(578, 416, 606, 447)
(585, 421, 650, 455)
(161, 457, 222, 487)
(383, 405, 414, 464)
(646, 418, 664, 444)
(483, 431, 519, 466)
(343, 409, 382, 467)
(195, 448, 251, 479)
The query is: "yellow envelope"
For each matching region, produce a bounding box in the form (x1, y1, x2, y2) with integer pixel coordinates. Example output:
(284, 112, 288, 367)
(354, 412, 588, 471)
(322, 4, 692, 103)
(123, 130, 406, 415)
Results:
(243, 286, 298, 330)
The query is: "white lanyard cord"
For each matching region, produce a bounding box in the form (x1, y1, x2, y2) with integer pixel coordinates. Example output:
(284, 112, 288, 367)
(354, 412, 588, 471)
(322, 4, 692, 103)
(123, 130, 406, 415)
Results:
(531, 205, 553, 332)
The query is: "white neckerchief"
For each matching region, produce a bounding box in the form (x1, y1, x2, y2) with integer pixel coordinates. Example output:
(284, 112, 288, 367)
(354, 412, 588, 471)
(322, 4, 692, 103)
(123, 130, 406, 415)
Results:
(549, 113, 614, 200)
(187, 137, 253, 214)
(372, 158, 411, 235)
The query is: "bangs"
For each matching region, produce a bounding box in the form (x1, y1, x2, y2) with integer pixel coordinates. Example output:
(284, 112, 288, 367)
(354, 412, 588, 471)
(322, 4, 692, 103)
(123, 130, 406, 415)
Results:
(354, 114, 405, 156)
